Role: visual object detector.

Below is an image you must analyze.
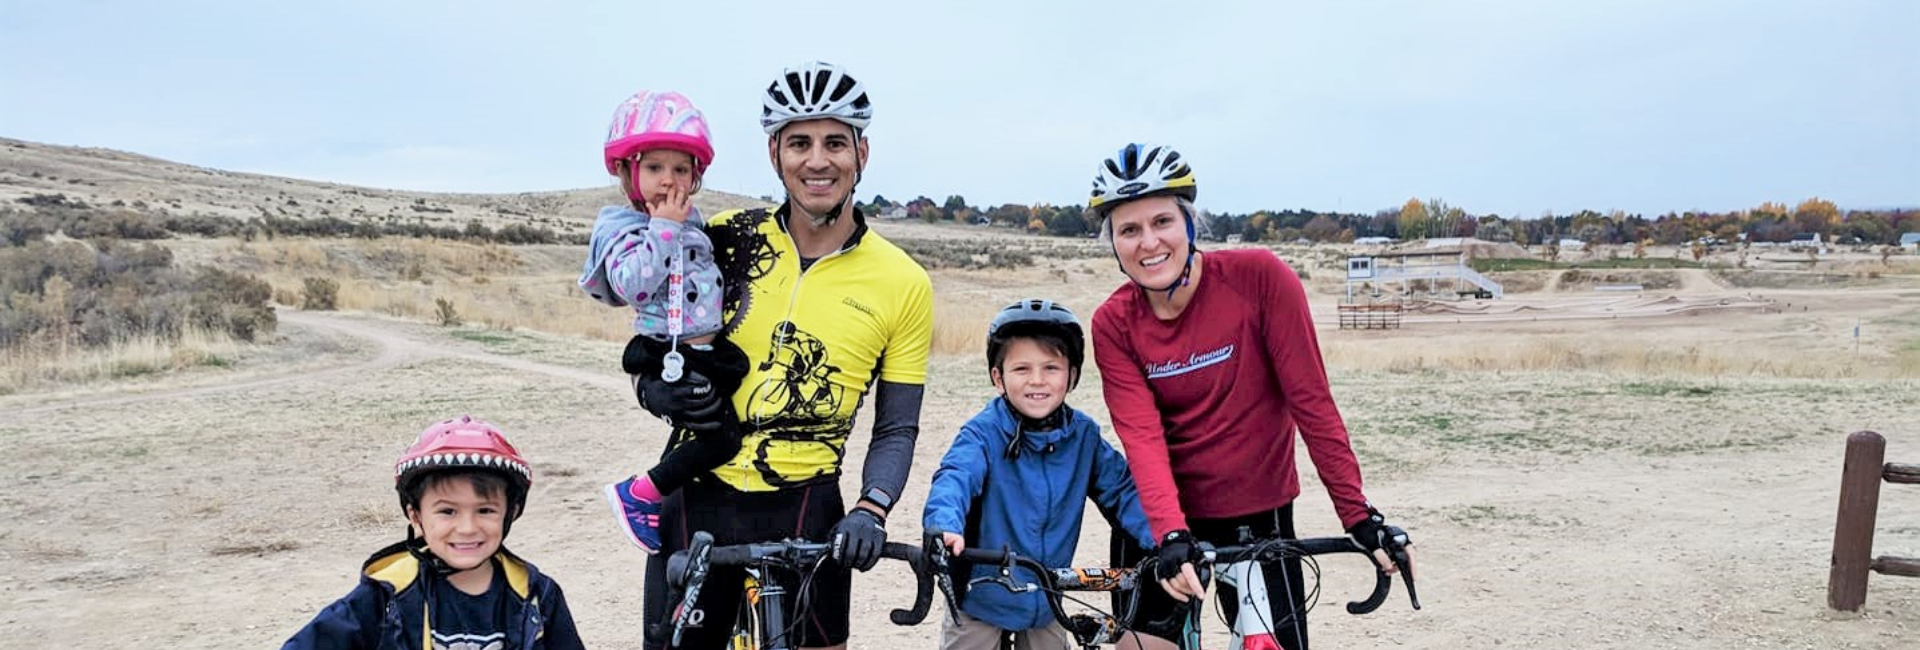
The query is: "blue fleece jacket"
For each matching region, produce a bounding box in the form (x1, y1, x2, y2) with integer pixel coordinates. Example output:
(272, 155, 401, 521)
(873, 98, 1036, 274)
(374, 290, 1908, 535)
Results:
(280, 541, 584, 650)
(922, 397, 1156, 632)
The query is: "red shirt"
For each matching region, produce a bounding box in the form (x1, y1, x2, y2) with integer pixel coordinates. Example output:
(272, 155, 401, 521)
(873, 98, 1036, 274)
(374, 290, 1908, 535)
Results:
(1092, 249, 1370, 539)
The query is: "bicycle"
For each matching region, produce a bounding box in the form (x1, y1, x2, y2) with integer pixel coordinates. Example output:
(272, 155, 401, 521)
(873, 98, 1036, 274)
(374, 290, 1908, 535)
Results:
(663, 530, 934, 650)
(924, 526, 1418, 650)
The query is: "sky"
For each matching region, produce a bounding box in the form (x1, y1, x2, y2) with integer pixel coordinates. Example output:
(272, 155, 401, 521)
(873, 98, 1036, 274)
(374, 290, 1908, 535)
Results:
(2, 0, 1915, 218)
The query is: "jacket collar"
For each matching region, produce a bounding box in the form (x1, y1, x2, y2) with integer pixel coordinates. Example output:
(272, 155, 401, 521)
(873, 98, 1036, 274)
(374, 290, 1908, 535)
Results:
(361, 540, 534, 599)
(773, 202, 869, 255)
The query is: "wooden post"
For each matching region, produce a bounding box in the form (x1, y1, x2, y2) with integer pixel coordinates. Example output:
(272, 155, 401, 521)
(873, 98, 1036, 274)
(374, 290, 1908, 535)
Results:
(1830, 431, 1885, 611)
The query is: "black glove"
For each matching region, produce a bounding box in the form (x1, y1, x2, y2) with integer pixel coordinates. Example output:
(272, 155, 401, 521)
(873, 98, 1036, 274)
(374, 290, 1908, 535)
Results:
(1346, 509, 1405, 554)
(1153, 530, 1202, 582)
(830, 508, 888, 571)
(635, 369, 726, 432)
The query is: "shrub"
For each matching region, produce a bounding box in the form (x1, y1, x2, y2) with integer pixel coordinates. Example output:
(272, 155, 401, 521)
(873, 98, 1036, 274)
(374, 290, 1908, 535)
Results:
(301, 277, 339, 310)
(434, 298, 462, 326)
(0, 239, 275, 348)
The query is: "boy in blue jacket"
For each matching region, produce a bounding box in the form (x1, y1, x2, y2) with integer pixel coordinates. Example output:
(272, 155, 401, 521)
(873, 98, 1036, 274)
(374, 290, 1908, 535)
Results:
(281, 416, 585, 650)
(923, 300, 1160, 650)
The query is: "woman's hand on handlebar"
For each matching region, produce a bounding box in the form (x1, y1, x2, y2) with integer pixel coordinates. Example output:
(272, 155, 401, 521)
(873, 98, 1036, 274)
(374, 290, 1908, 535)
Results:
(1158, 563, 1207, 603)
(1154, 530, 1208, 603)
(941, 531, 966, 555)
(1348, 511, 1415, 580)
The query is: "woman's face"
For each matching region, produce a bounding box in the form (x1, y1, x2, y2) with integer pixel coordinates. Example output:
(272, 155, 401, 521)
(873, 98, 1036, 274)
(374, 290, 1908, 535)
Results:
(1106, 195, 1190, 288)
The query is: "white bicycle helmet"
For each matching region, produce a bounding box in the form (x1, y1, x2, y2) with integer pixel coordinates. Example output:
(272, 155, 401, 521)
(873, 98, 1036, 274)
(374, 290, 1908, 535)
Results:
(761, 61, 874, 135)
(1088, 142, 1197, 212)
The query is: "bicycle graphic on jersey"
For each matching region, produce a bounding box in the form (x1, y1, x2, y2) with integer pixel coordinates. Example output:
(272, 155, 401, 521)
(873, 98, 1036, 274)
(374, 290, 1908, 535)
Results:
(747, 321, 843, 421)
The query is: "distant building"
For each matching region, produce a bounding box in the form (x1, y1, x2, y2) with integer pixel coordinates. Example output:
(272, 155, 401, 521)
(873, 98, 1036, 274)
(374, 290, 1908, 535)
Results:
(1345, 248, 1502, 301)
(1353, 236, 1394, 246)
(1900, 232, 1920, 252)
(1787, 233, 1823, 252)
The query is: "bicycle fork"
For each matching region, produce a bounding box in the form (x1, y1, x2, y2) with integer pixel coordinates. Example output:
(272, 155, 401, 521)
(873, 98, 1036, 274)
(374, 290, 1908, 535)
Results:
(756, 577, 792, 650)
(1216, 560, 1282, 650)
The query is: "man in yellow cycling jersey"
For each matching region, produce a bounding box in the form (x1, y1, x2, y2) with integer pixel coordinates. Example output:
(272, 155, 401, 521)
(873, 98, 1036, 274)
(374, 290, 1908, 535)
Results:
(634, 61, 934, 650)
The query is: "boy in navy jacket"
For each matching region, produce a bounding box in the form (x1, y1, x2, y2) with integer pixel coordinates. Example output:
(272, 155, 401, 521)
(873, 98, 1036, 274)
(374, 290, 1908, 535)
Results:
(281, 416, 585, 650)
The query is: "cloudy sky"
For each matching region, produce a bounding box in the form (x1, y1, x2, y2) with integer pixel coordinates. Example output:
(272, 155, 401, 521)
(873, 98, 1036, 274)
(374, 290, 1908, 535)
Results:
(3, 0, 1914, 217)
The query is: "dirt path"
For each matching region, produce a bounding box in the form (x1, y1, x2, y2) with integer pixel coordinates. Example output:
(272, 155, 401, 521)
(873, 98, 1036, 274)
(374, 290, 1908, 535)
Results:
(1675, 268, 1729, 293)
(1541, 269, 1566, 294)
(4, 310, 624, 421)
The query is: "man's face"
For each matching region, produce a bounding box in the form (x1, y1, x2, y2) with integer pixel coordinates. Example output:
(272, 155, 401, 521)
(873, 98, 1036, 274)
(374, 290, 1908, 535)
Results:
(768, 118, 867, 221)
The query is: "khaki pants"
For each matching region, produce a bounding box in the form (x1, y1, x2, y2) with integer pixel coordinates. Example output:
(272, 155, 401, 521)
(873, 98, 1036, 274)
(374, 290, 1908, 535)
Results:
(940, 610, 1072, 650)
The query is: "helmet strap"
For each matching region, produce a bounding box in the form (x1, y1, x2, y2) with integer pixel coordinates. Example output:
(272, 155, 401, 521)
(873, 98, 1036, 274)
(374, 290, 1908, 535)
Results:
(1001, 401, 1072, 460)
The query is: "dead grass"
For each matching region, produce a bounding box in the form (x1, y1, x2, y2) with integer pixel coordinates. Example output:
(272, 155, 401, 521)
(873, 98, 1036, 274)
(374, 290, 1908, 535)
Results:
(0, 326, 250, 394)
(933, 298, 999, 357)
(207, 540, 302, 556)
(1321, 334, 1909, 379)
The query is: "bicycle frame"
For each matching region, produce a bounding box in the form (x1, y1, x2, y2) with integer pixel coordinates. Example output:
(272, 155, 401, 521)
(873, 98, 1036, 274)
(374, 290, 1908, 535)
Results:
(666, 531, 932, 650)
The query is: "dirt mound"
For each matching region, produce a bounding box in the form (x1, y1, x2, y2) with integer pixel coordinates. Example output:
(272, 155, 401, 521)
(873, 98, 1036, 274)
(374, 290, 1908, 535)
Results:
(1460, 239, 1532, 259)
(1555, 269, 1680, 291)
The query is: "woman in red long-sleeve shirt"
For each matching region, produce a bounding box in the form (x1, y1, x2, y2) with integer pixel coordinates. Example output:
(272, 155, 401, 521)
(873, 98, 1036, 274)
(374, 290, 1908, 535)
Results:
(1087, 143, 1414, 650)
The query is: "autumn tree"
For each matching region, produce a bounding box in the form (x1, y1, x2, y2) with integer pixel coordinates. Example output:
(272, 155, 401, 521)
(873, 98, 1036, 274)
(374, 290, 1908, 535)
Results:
(1794, 197, 1840, 234)
(1397, 198, 1431, 240)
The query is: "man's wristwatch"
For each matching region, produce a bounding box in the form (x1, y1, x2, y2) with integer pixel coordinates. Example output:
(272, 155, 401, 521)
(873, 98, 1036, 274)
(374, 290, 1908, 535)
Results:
(860, 487, 895, 515)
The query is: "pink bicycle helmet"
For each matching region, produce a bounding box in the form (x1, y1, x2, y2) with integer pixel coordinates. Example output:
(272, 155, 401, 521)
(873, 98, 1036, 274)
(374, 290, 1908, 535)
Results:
(395, 415, 533, 518)
(603, 90, 715, 176)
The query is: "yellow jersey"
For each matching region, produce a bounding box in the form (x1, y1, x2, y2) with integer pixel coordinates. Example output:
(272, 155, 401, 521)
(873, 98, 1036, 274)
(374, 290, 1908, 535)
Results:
(692, 207, 933, 491)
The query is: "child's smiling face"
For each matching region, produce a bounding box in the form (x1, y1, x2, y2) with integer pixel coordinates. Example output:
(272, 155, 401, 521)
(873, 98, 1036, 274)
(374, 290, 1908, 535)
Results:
(406, 475, 506, 575)
(993, 337, 1071, 420)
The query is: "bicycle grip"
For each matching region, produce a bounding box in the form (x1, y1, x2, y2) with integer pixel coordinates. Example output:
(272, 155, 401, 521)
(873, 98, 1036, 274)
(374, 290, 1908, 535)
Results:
(1345, 564, 1390, 615)
(884, 541, 933, 625)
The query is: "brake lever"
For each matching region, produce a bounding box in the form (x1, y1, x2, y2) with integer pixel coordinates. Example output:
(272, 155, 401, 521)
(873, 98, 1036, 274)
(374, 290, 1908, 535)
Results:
(670, 532, 716, 647)
(923, 533, 964, 624)
(1385, 525, 1421, 610)
(968, 574, 1040, 593)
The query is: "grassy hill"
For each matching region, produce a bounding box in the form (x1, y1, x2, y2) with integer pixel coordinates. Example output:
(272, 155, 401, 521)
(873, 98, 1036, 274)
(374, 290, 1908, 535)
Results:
(0, 136, 771, 236)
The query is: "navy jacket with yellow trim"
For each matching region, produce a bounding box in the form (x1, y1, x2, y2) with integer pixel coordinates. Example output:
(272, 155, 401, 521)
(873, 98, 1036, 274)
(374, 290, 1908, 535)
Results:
(280, 541, 585, 650)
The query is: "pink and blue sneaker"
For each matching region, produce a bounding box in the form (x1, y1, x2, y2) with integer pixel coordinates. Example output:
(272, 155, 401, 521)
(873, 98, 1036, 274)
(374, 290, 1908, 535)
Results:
(605, 477, 662, 553)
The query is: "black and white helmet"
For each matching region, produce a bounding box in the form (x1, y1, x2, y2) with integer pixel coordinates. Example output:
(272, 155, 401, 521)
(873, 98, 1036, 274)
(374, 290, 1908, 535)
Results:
(985, 299, 1085, 388)
(761, 61, 874, 135)
(1088, 142, 1198, 212)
